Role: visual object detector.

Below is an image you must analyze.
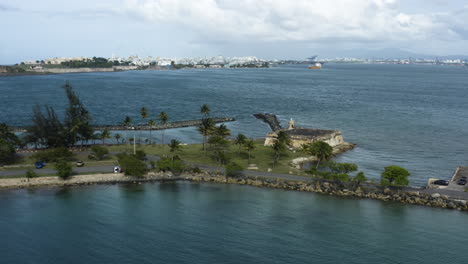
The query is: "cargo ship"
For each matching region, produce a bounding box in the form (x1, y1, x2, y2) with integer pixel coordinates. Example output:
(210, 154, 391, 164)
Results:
(307, 55, 323, 69)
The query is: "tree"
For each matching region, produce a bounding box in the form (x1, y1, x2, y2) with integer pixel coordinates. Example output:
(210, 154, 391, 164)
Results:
(244, 139, 256, 164)
(225, 162, 244, 178)
(157, 112, 169, 148)
(117, 153, 147, 178)
(0, 123, 21, 165)
(208, 135, 229, 165)
(271, 139, 287, 167)
(381, 165, 410, 187)
(140, 107, 148, 142)
(214, 124, 231, 138)
(62, 81, 93, 147)
(101, 129, 111, 145)
(114, 133, 121, 144)
(0, 139, 16, 165)
(197, 117, 214, 153)
(276, 131, 291, 147)
(55, 159, 73, 179)
(234, 133, 247, 154)
(327, 161, 358, 174)
(168, 139, 183, 155)
(302, 141, 333, 169)
(353, 171, 367, 185)
(25, 169, 38, 181)
(200, 104, 210, 117)
(148, 119, 156, 144)
(123, 116, 132, 147)
(90, 145, 109, 160)
(26, 105, 66, 148)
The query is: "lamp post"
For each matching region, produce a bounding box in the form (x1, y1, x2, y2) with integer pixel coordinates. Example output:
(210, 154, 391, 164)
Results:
(132, 127, 136, 155)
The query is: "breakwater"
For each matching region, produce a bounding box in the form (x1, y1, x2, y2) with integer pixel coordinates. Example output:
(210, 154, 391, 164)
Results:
(253, 113, 282, 131)
(11, 117, 235, 132)
(1, 171, 467, 212)
(190, 174, 468, 211)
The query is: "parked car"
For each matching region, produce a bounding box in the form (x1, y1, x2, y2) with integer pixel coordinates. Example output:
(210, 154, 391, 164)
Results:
(432, 180, 449, 186)
(76, 161, 84, 167)
(34, 161, 46, 169)
(457, 178, 467, 185)
(113, 166, 122, 173)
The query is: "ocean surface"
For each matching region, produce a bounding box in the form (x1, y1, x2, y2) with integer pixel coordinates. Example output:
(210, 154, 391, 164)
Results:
(1, 64, 468, 184)
(1, 182, 467, 264)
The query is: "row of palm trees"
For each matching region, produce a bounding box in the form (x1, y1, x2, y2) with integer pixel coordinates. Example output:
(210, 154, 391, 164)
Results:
(120, 107, 169, 147)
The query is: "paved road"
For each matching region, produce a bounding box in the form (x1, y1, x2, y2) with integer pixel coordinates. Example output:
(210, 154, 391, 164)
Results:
(0, 165, 116, 177)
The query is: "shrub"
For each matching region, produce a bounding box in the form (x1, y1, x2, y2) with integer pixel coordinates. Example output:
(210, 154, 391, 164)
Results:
(90, 145, 109, 160)
(55, 159, 73, 179)
(156, 157, 186, 175)
(117, 153, 147, 178)
(353, 171, 367, 183)
(25, 169, 38, 179)
(32, 148, 74, 163)
(225, 162, 244, 177)
(134, 150, 147, 161)
(381, 165, 410, 187)
(191, 166, 202, 174)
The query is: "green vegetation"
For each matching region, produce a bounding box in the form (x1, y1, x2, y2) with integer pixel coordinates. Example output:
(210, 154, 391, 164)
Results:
(301, 141, 333, 168)
(25, 169, 38, 180)
(25, 82, 93, 148)
(60, 57, 120, 68)
(116, 153, 147, 178)
(90, 145, 109, 160)
(156, 157, 186, 175)
(225, 162, 244, 177)
(380, 165, 410, 187)
(32, 148, 75, 163)
(158, 111, 169, 147)
(0, 123, 21, 165)
(55, 159, 73, 179)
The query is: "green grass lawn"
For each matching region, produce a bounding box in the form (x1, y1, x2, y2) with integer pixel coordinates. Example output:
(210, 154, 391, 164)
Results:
(108, 139, 309, 175)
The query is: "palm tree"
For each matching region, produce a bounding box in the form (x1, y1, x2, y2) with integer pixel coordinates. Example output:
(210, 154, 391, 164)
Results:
(123, 116, 132, 146)
(244, 139, 256, 164)
(140, 107, 148, 121)
(234, 133, 247, 154)
(168, 139, 183, 160)
(214, 124, 231, 138)
(200, 104, 210, 117)
(114, 133, 121, 144)
(197, 118, 214, 154)
(140, 107, 148, 142)
(302, 141, 333, 169)
(101, 128, 111, 145)
(157, 112, 169, 148)
(148, 119, 156, 145)
(92, 132, 101, 145)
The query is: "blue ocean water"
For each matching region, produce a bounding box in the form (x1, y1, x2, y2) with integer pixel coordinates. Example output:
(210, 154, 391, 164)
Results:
(0, 182, 467, 264)
(1, 64, 468, 184)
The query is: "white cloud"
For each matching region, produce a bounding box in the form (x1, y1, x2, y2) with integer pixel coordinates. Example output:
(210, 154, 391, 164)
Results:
(122, 0, 462, 44)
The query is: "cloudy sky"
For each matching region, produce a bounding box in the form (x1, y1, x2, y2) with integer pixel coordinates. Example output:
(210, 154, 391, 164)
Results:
(1, 0, 468, 63)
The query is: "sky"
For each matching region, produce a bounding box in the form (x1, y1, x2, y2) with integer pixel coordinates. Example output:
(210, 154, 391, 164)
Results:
(1, 0, 468, 63)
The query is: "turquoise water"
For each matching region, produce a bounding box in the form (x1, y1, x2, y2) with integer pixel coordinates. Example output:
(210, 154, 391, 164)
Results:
(1, 182, 467, 264)
(1, 64, 468, 184)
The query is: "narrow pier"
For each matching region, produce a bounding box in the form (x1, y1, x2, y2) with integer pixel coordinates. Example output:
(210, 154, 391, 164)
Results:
(11, 117, 235, 132)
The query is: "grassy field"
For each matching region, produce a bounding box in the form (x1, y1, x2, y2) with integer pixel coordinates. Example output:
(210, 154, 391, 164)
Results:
(108, 139, 309, 175)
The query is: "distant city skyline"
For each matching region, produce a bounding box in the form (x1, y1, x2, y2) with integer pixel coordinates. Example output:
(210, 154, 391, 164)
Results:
(1, 0, 468, 64)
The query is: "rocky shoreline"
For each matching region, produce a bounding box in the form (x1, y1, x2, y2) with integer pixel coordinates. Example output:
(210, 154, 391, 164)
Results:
(1, 171, 467, 212)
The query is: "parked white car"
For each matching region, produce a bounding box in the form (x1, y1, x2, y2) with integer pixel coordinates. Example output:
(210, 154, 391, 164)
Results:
(113, 166, 122, 173)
